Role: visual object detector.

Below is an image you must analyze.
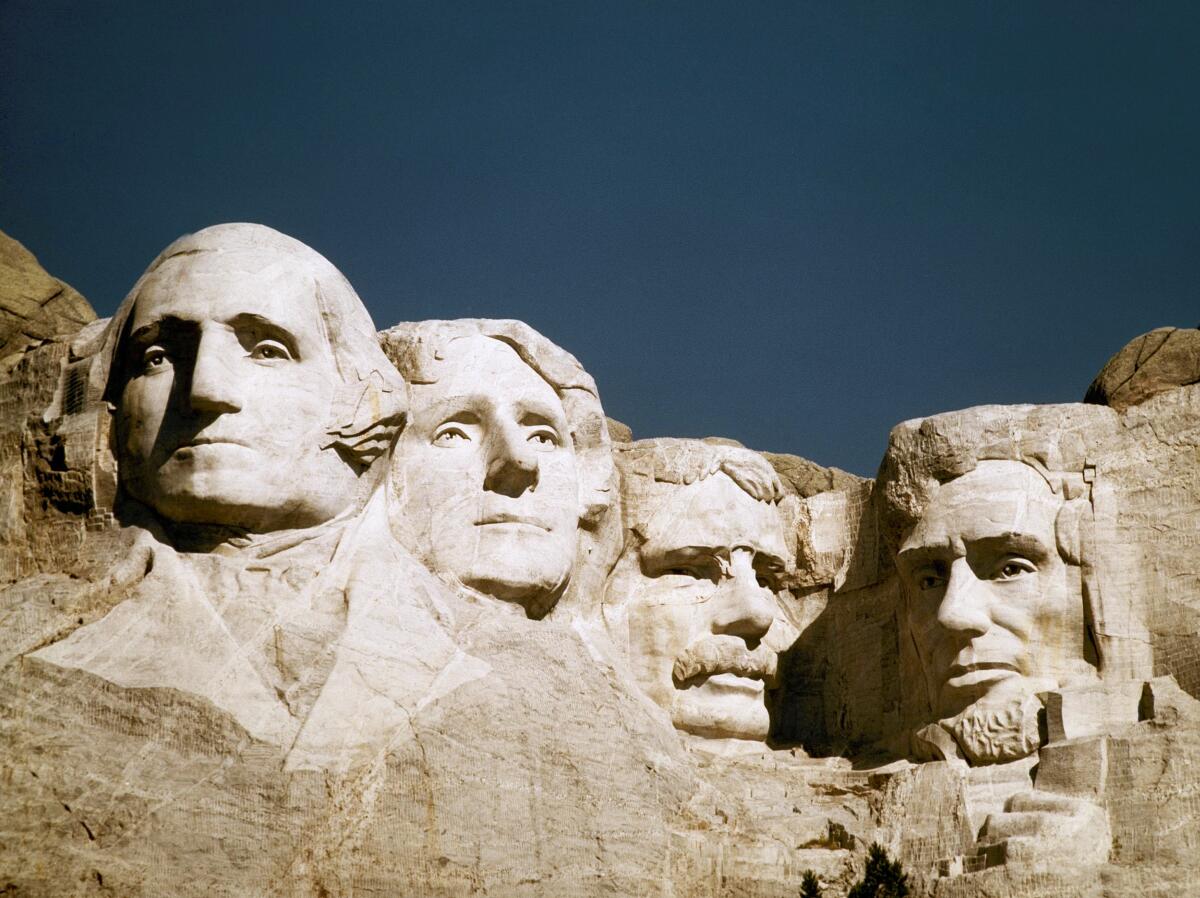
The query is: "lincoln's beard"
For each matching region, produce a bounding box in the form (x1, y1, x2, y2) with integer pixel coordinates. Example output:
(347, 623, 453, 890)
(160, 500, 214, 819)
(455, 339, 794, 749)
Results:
(941, 691, 1043, 764)
(913, 659, 1105, 766)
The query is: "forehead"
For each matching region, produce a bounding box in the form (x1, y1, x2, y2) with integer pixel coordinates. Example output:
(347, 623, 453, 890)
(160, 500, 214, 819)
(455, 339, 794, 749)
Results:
(130, 251, 323, 336)
(901, 460, 1061, 552)
(419, 335, 563, 410)
(638, 473, 788, 561)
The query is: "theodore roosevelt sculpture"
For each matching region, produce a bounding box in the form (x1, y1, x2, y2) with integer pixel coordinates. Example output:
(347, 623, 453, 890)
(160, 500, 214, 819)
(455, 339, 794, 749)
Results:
(380, 319, 615, 619)
(603, 439, 796, 744)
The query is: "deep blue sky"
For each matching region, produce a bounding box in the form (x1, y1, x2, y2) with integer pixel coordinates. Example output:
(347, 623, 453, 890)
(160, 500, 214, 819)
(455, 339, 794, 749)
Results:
(2, 3, 1197, 475)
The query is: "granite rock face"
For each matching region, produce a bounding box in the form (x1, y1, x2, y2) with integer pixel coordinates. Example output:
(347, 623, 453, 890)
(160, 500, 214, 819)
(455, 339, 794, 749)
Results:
(2, 225, 1198, 897)
(0, 231, 104, 585)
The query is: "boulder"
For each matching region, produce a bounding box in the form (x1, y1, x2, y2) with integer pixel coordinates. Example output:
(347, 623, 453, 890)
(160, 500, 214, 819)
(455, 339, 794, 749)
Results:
(1085, 326, 1200, 412)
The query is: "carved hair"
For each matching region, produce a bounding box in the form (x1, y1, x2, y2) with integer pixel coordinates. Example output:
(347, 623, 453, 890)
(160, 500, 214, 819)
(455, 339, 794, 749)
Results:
(877, 405, 1098, 554)
(614, 438, 786, 534)
(379, 318, 615, 528)
(878, 403, 1153, 682)
(93, 223, 407, 470)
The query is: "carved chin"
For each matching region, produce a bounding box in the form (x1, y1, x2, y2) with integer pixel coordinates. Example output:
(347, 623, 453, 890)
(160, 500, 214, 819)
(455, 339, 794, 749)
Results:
(451, 528, 575, 610)
(127, 442, 358, 530)
(463, 566, 568, 608)
(671, 677, 771, 742)
(135, 470, 277, 528)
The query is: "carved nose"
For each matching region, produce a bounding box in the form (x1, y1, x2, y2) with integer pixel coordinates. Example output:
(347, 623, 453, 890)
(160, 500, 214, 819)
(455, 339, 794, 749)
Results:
(710, 549, 776, 645)
(936, 558, 991, 636)
(483, 426, 539, 497)
(187, 332, 243, 415)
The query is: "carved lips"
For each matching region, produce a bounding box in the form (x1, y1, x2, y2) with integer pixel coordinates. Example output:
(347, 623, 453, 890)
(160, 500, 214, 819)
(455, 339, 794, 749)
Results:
(944, 654, 1023, 691)
(474, 512, 553, 531)
(174, 434, 253, 451)
(168, 434, 255, 463)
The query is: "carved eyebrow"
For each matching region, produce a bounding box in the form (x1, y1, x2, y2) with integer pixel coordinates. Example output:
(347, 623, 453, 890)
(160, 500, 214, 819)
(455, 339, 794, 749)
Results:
(656, 545, 721, 558)
(640, 544, 721, 564)
(895, 545, 948, 576)
(436, 409, 481, 426)
(512, 397, 568, 426)
(896, 544, 940, 562)
(123, 318, 204, 377)
(640, 545, 789, 580)
(227, 313, 301, 358)
(643, 544, 783, 564)
(416, 396, 486, 422)
(752, 550, 789, 573)
(966, 533, 1053, 561)
(897, 532, 1053, 573)
(128, 316, 194, 347)
(128, 323, 158, 347)
(639, 547, 721, 578)
(518, 410, 563, 429)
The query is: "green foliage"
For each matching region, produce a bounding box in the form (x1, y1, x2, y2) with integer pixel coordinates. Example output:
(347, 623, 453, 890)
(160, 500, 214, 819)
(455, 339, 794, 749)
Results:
(800, 869, 821, 898)
(847, 843, 909, 898)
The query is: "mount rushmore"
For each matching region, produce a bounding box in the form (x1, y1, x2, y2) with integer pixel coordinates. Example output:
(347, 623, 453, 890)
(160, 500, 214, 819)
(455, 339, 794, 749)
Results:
(2, 223, 1199, 897)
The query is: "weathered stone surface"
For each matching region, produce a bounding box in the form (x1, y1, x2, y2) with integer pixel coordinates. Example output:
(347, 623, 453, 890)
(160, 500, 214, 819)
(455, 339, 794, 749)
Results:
(3, 223, 1200, 897)
(1043, 680, 1144, 744)
(0, 234, 102, 585)
(1085, 325, 1200, 412)
(762, 450, 865, 500)
(606, 415, 633, 442)
(0, 230, 95, 368)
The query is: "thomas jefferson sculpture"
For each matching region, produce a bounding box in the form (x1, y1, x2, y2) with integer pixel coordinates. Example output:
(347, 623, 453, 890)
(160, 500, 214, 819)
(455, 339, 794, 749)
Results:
(381, 319, 616, 619)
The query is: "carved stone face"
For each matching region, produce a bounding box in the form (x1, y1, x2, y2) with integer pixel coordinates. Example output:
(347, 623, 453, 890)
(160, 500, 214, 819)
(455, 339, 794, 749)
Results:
(606, 472, 790, 742)
(390, 335, 581, 610)
(897, 460, 1087, 721)
(115, 253, 360, 531)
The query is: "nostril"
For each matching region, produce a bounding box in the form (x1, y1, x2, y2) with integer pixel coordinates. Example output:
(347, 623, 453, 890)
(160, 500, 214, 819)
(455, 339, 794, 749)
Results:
(483, 456, 539, 497)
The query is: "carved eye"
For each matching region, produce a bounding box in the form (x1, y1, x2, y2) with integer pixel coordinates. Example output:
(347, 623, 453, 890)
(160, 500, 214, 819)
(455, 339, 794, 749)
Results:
(756, 572, 778, 590)
(141, 347, 168, 371)
(916, 570, 946, 591)
(994, 559, 1036, 580)
(528, 428, 560, 449)
(433, 426, 471, 447)
(658, 556, 720, 582)
(250, 340, 293, 362)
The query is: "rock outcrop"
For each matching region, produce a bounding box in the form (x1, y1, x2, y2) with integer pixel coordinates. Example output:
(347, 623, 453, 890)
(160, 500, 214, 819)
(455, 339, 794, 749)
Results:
(1086, 325, 1200, 411)
(0, 230, 95, 369)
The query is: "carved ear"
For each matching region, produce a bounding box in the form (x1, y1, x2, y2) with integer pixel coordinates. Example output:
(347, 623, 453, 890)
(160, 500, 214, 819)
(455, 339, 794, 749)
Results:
(323, 370, 407, 468)
(576, 448, 614, 529)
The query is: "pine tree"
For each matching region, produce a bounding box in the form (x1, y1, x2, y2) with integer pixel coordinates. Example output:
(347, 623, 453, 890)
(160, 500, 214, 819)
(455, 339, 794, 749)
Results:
(800, 869, 821, 898)
(847, 843, 909, 898)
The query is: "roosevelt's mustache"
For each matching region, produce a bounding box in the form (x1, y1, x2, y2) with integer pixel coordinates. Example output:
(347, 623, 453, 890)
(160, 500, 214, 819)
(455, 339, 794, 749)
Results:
(672, 636, 778, 686)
